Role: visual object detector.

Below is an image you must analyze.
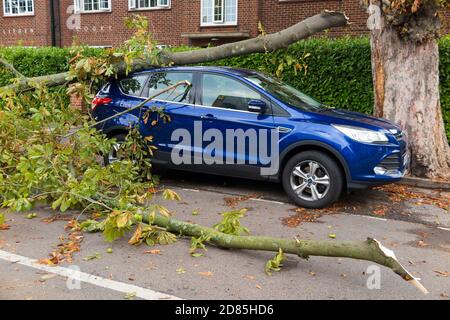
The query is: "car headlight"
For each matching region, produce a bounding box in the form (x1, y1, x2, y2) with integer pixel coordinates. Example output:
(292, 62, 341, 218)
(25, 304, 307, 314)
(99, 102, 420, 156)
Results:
(332, 124, 389, 143)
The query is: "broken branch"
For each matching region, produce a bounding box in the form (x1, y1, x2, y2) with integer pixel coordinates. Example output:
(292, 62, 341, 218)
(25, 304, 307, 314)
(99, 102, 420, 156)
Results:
(146, 213, 428, 294)
(0, 11, 348, 93)
(0, 58, 25, 78)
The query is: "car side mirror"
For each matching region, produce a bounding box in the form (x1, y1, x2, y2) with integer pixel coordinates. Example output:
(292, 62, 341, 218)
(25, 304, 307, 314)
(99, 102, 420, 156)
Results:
(248, 99, 267, 114)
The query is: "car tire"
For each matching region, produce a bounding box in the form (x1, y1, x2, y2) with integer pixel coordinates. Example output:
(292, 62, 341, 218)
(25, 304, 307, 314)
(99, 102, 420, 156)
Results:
(103, 133, 127, 166)
(282, 151, 344, 209)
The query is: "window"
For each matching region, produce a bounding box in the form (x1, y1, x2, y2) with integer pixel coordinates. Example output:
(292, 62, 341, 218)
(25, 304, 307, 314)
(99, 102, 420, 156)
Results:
(129, 0, 170, 10)
(74, 0, 111, 13)
(120, 74, 148, 97)
(3, 0, 34, 16)
(146, 72, 193, 103)
(201, 74, 261, 112)
(246, 74, 324, 112)
(201, 0, 237, 26)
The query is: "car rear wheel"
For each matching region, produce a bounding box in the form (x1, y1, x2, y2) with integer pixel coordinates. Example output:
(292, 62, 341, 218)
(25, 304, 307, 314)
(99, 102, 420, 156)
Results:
(103, 133, 127, 166)
(282, 151, 343, 209)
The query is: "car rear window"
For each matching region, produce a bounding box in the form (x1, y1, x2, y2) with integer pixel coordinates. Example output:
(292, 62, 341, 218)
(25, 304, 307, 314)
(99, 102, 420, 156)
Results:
(147, 72, 193, 103)
(119, 74, 148, 97)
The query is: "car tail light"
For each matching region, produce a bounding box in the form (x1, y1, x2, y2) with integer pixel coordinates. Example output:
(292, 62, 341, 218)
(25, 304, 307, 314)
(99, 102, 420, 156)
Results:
(92, 97, 113, 110)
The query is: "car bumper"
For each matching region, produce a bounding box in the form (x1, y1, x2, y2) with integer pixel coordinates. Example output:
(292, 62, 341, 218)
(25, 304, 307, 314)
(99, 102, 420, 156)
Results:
(345, 140, 411, 190)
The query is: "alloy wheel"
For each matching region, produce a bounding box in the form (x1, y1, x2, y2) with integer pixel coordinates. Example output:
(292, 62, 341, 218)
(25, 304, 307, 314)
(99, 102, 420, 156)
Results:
(290, 160, 331, 202)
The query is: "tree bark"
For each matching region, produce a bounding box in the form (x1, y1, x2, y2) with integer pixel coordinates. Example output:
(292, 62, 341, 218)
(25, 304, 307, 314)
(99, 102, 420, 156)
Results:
(0, 58, 24, 78)
(0, 11, 348, 93)
(147, 214, 428, 294)
(370, 4, 450, 179)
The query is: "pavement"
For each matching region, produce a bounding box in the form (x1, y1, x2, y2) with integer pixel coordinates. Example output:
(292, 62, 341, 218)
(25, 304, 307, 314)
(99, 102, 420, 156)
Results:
(0, 170, 449, 300)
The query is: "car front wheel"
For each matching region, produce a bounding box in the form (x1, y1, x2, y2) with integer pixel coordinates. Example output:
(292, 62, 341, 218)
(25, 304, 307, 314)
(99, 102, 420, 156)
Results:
(282, 151, 344, 209)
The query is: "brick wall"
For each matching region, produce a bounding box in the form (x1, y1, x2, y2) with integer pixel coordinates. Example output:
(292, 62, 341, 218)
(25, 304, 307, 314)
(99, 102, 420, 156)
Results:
(0, 0, 52, 46)
(0, 0, 449, 48)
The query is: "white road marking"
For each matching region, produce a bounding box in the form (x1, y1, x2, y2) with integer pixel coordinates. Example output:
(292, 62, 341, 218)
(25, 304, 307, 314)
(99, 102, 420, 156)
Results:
(249, 198, 286, 205)
(182, 188, 200, 193)
(0, 250, 181, 300)
(353, 214, 387, 222)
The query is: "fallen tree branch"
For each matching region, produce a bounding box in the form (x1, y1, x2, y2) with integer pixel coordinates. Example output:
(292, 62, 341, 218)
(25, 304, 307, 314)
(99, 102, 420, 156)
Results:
(0, 11, 348, 93)
(64, 80, 191, 138)
(145, 213, 428, 294)
(0, 58, 25, 78)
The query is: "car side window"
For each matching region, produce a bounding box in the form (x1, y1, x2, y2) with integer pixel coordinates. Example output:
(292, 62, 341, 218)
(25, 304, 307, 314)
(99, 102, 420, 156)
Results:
(147, 72, 193, 103)
(201, 74, 262, 112)
(119, 74, 148, 96)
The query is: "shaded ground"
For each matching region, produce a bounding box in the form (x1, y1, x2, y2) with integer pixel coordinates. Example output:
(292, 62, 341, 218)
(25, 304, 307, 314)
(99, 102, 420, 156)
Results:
(0, 170, 449, 300)
(160, 170, 450, 228)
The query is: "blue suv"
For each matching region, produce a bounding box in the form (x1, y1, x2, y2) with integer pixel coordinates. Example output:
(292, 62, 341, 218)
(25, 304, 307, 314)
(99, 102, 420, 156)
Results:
(92, 66, 410, 208)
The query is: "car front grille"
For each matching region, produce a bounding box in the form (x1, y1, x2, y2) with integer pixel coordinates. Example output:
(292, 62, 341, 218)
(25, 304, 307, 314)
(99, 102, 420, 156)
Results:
(378, 153, 401, 171)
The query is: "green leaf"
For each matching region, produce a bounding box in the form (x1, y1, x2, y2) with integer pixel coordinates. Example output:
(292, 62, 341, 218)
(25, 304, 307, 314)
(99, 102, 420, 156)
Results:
(83, 252, 101, 261)
(265, 248, 286, 276)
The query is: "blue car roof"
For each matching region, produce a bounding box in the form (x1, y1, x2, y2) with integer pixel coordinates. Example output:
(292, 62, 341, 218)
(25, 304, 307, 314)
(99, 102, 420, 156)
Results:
(131, 66, 259, 77)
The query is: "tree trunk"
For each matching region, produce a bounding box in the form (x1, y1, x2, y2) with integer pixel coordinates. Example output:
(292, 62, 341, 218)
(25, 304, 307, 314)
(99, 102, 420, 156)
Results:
(146, 214, 428, 294)
(370, 8, 450, 180)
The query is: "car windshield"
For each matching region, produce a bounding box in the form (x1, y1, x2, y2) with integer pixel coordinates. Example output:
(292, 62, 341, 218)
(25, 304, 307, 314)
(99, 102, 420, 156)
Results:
(245, 73, 326, 112)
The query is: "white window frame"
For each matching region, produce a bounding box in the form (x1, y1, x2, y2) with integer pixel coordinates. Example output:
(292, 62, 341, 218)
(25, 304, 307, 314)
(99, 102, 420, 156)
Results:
(3, 0, 35, 17)
(74, 0, 112, 14)
(128, 0, 171, 11)
(201, 0, 237, 27)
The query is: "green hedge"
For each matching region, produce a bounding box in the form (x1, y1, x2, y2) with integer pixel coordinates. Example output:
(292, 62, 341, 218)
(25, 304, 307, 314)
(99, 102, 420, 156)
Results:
(440, 37, 450, 141)
(1, 38, 449, 139)
(0, 46, 103, 86)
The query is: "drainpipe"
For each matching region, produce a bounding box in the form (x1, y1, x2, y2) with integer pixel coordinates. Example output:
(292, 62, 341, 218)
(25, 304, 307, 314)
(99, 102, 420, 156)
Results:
(50, 0, 56, 46)
(49, 0, 61, 47)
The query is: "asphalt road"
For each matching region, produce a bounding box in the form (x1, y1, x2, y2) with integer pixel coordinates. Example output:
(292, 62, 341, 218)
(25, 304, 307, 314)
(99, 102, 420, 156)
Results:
(0, 171, 449, 300)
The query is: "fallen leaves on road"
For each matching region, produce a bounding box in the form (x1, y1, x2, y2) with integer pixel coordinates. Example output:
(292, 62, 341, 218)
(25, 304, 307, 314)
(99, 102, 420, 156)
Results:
(434, 270, 449, 277)
(198, 271, 214, 277)
(0, 213, 10, 230)
(124, 292, 137, 300)
(416, 240, 429, 248)
(144, 249, 163, 255)
(282, 208, 324, 227)
(176, 267, 186, 274)
(0, 223, 10, 230)
(41, 215, 74, 224)
(83, 252, 101, 261)
(224, 194, 259, 207)
(375, 184, 449, 211)
(283, 183, 449, 228)
(39, 220, 83, 266)
(372, 205, 388, 216)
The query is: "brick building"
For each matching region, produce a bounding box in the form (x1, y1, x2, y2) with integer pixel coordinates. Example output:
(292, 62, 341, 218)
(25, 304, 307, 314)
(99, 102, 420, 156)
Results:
(0, 1, 449, 48)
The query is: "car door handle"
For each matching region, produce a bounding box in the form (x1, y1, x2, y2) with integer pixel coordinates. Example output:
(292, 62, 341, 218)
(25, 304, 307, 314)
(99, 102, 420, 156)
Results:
(201, 114, 217, 120)
(277, 126, 292, 133)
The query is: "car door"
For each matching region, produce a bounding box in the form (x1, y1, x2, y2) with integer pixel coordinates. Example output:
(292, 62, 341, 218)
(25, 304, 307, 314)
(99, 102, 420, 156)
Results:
(195, 72, 278, 180)
(138, 71, 198, 166)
